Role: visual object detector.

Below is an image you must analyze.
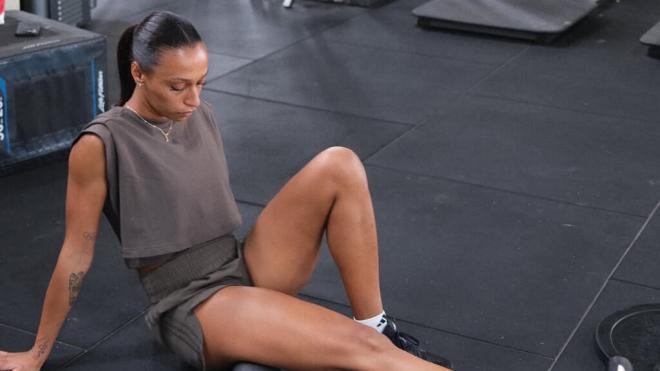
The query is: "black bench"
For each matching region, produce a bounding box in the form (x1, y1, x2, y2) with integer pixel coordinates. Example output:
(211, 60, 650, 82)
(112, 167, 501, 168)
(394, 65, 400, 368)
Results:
(641, 21, 660, 59)
(413, 0, 600, 43)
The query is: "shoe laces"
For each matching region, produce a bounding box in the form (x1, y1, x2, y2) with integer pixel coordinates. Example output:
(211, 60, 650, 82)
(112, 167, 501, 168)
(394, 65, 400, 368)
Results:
(384, 316, 452, 368)
(386, 318, 428, 358)
(396, 331, 419, 348)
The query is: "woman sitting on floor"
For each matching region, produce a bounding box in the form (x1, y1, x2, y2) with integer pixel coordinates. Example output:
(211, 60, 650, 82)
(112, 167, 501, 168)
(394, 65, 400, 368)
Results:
(0, 11, 452, 371)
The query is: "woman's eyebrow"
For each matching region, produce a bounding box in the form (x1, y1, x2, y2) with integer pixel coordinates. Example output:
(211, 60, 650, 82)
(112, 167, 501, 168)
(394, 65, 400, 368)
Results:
(170, 73, 209, 82)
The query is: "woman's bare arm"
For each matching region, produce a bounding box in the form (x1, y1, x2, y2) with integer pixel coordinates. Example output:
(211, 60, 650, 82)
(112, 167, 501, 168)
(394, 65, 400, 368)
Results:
(0, 134, 107, 370)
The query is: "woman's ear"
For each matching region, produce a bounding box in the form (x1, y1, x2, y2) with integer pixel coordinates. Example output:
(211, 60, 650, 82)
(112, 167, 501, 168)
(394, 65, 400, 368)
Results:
(130, 61, 146, 86)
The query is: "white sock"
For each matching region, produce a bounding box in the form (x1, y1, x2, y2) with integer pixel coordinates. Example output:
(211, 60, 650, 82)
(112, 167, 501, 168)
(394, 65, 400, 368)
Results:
(354, 311, 387, 333)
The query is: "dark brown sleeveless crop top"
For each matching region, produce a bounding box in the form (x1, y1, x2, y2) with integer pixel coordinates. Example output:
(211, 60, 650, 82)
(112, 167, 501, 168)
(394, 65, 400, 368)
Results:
(71, 101, 242, 268)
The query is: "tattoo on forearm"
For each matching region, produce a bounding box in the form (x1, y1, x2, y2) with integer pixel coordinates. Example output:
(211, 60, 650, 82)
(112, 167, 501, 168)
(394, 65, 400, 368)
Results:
(68, 271, 86, 307)
(77, 232, 96, 264)
(33, 338, 49, 360)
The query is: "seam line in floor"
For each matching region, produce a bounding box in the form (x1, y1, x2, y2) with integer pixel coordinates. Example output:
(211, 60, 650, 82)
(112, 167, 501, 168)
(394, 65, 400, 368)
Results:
(58, 309, 148, 370)
(465, 46, 531, 94)
(470, 92, 660, 128)
(203, 87, 416, 127)
(610, 277, 660, 293)
(364, 163, 648, 219)
(314, 37, 505, 67)
(362, 124, 420, 164)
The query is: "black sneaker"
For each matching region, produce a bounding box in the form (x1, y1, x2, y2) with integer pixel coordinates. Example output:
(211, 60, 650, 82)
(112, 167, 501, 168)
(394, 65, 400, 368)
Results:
(382, 316, 453, 369)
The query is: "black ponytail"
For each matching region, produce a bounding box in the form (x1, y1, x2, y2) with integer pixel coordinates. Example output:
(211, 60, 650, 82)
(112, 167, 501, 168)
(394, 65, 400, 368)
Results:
(117, 24, 137, 106)
(116, 11, 203, 106)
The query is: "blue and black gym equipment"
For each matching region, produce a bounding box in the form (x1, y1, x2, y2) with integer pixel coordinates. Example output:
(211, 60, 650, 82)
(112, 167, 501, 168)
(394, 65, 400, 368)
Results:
(0, 10, 107, 176)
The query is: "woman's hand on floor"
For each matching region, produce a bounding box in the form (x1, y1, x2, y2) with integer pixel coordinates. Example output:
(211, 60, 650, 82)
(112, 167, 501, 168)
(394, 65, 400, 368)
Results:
(0, 350, 43, 371)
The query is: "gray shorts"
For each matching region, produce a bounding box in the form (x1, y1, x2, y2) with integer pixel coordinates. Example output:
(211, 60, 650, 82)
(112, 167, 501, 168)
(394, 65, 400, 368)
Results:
(139, 235, 253, 370)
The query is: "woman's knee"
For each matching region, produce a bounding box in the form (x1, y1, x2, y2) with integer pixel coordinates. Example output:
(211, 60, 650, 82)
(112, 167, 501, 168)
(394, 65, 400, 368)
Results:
(315, 146, 367, 189)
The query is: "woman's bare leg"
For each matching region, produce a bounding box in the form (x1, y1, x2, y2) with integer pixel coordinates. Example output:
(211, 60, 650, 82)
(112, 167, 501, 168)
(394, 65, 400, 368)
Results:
(194, 286, 448, 370)
(194, 146, 451, 370)
(243, 146, 382, 318)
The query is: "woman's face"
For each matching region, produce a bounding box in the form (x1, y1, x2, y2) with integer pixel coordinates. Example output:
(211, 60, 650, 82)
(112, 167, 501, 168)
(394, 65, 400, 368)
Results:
(137, 42, 208, 121)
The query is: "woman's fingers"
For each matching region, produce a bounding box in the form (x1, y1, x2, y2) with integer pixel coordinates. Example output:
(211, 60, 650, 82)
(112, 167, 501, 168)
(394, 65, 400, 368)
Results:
(0, 351, 32, 371)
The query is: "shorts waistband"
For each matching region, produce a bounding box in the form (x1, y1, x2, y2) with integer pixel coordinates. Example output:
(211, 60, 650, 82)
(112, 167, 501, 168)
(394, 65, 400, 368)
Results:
(139, 235, 239, 304)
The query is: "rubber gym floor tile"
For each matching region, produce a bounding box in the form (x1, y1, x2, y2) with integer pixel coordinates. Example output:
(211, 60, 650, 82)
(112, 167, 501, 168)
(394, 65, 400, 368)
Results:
(316, 7, 528, 65)
(235, 202, 264, 239)
(0, 161, 149, 348)
(366, 96, 660, 216)
(207, 38, 494, 124)
(617, 0, 660, 17)
(59, 316, 194, 371)
(552, 1, 660, 52)
(303, 297, 554, 371)
(85, 17, 137, 39)
(86, 0, 179, 37)
(470, 38, 660, 123)
(207, 52, 253, 81)
(385, 0, 432, 9)
(91, 0, 178, 20)
(551, 280, 660, 371)
(140, 0, 365, 60)
(0, 323, 82, 370)
(614, 213, 660, 290)
(301, 165, 643, 356)
(200, 90, 411, 205)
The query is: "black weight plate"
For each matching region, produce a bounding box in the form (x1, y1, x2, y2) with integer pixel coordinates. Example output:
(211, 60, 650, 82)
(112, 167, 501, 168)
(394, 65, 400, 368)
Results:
(596, 304, 660, 371)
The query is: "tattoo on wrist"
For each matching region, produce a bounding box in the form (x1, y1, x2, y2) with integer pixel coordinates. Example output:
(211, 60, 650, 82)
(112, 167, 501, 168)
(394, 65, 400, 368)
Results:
(68, 271, 86, 307)
(82, 232, 96, 243)
(33, 338, 49, 360)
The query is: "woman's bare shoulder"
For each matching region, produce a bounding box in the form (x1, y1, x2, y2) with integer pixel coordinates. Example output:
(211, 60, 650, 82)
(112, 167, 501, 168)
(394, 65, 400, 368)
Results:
(69, 134, 106, 182)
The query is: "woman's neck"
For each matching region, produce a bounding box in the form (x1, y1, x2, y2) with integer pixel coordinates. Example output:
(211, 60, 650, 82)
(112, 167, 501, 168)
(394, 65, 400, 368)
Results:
(124, 96, 170, 125)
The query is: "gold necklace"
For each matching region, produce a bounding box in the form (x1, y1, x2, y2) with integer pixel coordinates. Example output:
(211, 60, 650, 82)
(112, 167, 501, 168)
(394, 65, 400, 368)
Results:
(125, 105, 174, 143)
